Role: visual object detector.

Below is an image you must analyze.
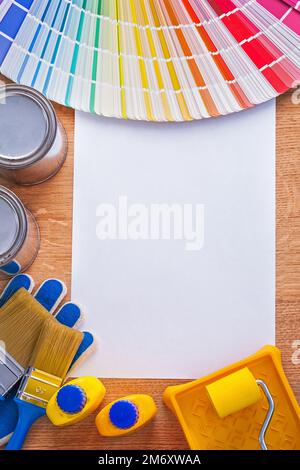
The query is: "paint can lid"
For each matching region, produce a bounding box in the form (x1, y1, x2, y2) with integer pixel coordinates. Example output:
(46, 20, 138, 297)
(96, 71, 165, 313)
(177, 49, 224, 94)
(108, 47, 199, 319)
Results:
(109, 400, 139, 429)
(0, 186, 27, 267)
(56, 385, 87, 414)
(0, 85, 57, 169)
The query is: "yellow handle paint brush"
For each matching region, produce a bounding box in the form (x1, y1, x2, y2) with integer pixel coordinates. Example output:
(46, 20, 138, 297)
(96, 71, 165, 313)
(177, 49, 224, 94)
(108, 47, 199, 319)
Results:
(6, 317, 83, 450)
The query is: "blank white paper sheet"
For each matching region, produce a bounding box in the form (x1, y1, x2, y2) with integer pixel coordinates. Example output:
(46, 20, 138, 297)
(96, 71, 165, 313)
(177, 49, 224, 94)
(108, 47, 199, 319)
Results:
(73, 101, 275, 379)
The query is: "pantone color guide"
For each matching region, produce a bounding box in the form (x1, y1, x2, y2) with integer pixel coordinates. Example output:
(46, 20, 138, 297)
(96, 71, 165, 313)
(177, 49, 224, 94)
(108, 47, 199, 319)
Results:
(0, 0, 299, 121)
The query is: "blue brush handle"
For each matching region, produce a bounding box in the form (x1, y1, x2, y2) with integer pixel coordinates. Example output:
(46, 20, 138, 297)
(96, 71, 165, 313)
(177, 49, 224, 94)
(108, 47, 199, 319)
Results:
(6, 399, 45, 450)
(0, 399, 18, 447)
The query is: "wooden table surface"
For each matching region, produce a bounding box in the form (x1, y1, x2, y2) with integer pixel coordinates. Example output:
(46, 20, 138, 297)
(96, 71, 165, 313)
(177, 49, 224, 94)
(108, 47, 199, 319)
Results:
(0, 88, 299, 450)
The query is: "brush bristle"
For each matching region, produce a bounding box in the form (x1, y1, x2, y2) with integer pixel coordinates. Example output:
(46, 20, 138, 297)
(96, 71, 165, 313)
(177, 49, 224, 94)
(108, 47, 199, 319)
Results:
(0, 288, 49, 368)
(31, 317, 83, 379)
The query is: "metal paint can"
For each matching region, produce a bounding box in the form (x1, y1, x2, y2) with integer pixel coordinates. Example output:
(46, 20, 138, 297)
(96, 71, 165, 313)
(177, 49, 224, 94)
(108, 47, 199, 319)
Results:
(0, 186, 40, 278)
(0, 85, 67, 185)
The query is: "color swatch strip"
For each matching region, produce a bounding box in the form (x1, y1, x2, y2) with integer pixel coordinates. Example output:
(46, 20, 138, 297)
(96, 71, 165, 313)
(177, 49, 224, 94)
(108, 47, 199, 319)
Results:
(281, 0, 300, 11)
(0, 0, 299, 121)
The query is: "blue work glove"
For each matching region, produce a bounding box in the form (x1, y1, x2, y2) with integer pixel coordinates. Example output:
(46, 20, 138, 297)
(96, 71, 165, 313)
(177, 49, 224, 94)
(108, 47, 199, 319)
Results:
(0, 260, 22, 278)
(0, 275, 94, 446)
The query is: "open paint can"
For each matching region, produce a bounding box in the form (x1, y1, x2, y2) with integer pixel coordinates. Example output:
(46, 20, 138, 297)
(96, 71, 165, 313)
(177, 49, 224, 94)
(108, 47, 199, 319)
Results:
(0, 85, 67, 185)
(0, 186, 40, 278)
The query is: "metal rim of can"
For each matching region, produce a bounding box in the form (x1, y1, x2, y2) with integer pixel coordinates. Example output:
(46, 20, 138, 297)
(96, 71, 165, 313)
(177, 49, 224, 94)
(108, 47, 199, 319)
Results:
(0, 84, 57, 169)
(0, 186, 27, 267)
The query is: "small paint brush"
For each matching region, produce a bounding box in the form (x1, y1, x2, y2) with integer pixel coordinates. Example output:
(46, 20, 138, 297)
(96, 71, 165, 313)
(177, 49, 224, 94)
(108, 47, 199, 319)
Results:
(6, 317, 83, 450)
(0, 288, 49, 398)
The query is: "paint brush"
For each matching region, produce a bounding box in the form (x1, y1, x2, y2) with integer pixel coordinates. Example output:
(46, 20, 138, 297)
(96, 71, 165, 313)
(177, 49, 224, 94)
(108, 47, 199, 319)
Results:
(6, 317, 83, 450)
(0, 289, 49, 398)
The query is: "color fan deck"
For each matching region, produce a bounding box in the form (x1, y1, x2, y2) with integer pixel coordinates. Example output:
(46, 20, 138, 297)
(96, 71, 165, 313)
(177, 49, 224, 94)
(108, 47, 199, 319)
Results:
(0, 0, 299, 121)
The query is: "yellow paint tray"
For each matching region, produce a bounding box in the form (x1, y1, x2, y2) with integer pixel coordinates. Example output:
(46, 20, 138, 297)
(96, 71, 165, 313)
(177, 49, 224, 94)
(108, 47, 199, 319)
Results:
(163, 346, 300, 450)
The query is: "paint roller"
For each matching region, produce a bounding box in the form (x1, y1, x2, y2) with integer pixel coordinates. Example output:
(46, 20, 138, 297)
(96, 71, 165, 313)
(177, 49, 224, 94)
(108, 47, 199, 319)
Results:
(205, 368, 275, 450)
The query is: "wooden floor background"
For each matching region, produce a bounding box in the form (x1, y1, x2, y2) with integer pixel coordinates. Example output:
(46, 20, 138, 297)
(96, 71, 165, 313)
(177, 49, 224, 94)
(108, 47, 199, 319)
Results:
(0, 88, 299, 449)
